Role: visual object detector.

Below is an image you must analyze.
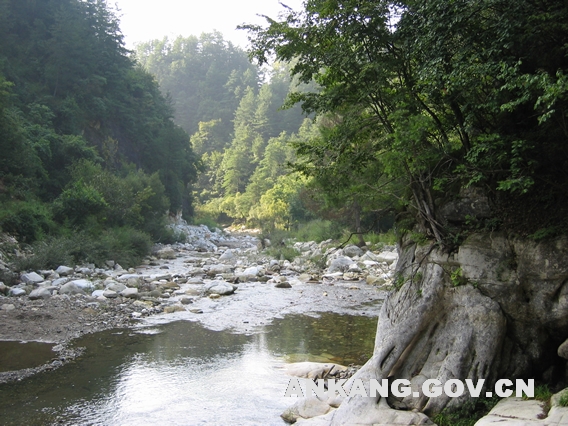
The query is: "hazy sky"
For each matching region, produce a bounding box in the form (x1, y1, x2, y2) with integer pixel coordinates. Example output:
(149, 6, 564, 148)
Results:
(113, 0, 304, 48)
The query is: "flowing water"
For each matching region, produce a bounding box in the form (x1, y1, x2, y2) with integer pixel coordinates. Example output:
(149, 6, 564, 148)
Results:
(0, 313, 376, 426)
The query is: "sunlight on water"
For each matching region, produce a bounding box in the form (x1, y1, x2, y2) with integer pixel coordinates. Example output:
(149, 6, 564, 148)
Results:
(0, 314, 376, 425)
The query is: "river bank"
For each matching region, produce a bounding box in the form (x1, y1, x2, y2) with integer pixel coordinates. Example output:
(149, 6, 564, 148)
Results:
(0, 223, 397, 384)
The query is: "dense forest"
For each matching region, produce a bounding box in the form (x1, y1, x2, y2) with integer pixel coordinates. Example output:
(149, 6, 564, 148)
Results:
(243, 0, 568, 247)
(0, 0, 198, 268)
(2, 0, 567, 270)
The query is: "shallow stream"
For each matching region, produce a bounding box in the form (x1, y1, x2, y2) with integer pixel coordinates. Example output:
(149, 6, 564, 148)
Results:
(0, 313, 376, 425)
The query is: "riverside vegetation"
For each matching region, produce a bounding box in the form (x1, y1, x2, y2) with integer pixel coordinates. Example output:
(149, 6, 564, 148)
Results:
(2, 0, 568, 425)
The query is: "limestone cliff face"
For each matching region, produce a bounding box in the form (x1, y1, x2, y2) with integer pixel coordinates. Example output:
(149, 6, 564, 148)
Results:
(289, 233, 568, 425)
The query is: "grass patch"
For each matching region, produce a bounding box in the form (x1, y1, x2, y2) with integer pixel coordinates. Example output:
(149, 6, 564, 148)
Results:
(558, 391, 568, 407)
(432, 396, 501, 426)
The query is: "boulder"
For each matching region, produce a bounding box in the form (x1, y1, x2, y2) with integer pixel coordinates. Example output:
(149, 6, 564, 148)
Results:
(59, 282, 86, 295)
(120, 287, 139, 299)
(376, 251, 398, 264)
(20, 272, 44, 285)
(28, 287, 55, 300)
(102, 290, 118, 298)
(204, 280, 235, 296)
(558, 339, 568, 360)
(68, 279, 93, 290)
(157, 247, 176, 259)
(327, 257, 353, 273)
(343, 245, 364, 258)
(55, 265, 73, 277)
(219, 249, 234, 260)
(52, 277, 69, 287)
(275, 282, 292, 288)
(8, 287, 26, 297)
(105, 281, 126, 292)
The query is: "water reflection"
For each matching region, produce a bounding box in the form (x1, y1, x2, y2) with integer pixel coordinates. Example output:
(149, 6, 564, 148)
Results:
(0, 314, 376, 425)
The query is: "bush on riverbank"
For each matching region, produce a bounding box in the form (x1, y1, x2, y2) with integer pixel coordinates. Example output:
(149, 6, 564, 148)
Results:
(14, 227, 152, 271)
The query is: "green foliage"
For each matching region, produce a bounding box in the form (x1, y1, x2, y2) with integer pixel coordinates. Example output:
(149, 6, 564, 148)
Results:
(15, 227, 152, 271)
(557, 392, 568, 407)
(433, 396, 501, 426)
(265, 246, 301, 262)
(290, 220, 343, 243)
(450, 267, 467, 287)
(531, 385, 553, 402)
(245, 0, 568, 242)
(0, 201, 56, 243)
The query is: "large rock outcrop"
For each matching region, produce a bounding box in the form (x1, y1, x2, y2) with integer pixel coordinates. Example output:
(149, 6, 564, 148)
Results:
(288, 232, 568, 424)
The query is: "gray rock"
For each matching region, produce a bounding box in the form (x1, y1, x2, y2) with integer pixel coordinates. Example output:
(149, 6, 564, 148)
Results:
(558, 339, 568, 359)
(103, 290, 118, 298)
(275, 282, 292, 288)
(91, 290, 105, 298)
(68, 279, 93, 290)
(105, 260, 115, 268)
(0, 282, 7, 295)
(59, 282, 85, 295)
(20, 272, 44, 285)
(376, 251, 398, 264)
(207, 264, 232, 275)
(105, 281, 126, 292)
(204, 280, 235, 296)
(327, 257, 354, 273)
(1, 303, 16, 311)
(343, 245, 364, 258)
(52, 277, 69, 287)
(219, 249, 234, 260)
(157, 247, 176, 259)
(9, 287, 27, 297)
(28, 287, 55, 300)
(120, 287, 139, 299)
(55, 265, 74, 276)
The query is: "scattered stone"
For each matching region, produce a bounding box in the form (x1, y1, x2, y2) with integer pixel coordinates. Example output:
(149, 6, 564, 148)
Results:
(275, 282, 292, 288)
(180, 297, 194, 305)
(204, 280, 235, 296)
(376, 251, 398, 264)
(327, 257, 354, 273)
(28, 287, 54, 300)
(209, 293, 221, 299)
(219, 249, 234, 260)
(163, 304, 185, 313)
(103, 290, 118, 299)
(68, 279, 93, 290)
(105, 281, 126, 292)
(59, 282, 86, 295)
(189, 308, 203, 314)
(20, 272, 44, 285)
(1, 304, 16, 311)
(9, 287, 27, 297)
(343, 245, 364, 258)
(55, 266, 74, 276)
(52, 277, 69, 287)
(0, 282, 8, 295)
(157, 247, 176, 259)
(120, 288, 139, 299)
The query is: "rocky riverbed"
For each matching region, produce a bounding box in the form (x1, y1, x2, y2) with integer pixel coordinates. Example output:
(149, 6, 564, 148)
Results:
(0, 222, 397, 383)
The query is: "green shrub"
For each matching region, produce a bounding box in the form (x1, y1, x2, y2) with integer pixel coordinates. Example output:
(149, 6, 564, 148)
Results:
(53, 179, 108, 226)
(14, 227, 152, 271)
(433, 396, 500, 426)
(266, 246, 301, 262)
(289, 220, 343, 243)
(0, 200, 55, 243)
